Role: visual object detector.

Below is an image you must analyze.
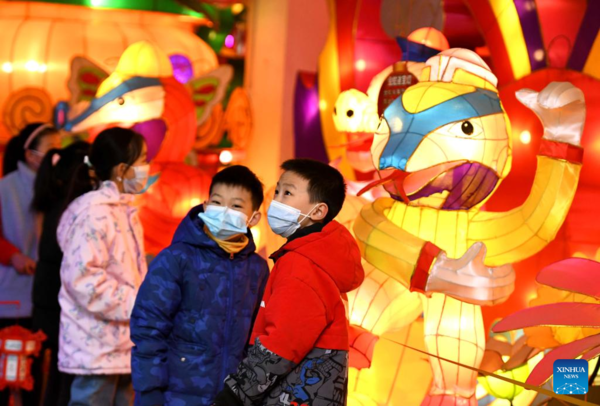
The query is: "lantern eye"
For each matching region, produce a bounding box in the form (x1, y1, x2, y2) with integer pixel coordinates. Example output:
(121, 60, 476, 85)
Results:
(347, 109, 354, 118)
(445, 119, 483, 139)
(461, 121, 474, 135)
(117, 97, 125, 106)
(333, 107, 337, 115)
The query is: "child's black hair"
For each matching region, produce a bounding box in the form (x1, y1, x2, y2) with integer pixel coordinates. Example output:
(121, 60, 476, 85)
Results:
(210, 165, 264, 211)
(281, 158, 346, 224)
(66, 127, 145, 205)
(2, 123, 59, 175)
(32, 141, 91, 215)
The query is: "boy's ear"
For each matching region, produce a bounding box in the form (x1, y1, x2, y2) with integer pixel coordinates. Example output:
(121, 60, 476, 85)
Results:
(311, 203, 329, 222)
(249, 211, 261, 227)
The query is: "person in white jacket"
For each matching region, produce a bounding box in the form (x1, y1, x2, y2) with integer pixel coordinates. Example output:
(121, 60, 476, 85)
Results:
(57, 127, 149, 406)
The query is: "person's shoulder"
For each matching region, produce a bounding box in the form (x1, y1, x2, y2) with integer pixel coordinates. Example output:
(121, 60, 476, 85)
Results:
(274, 251, 316, 279)
(247, 252, 269, 274)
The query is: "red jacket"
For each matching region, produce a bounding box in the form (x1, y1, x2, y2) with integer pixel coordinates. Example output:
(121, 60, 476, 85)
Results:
(250, 220, 365, 364)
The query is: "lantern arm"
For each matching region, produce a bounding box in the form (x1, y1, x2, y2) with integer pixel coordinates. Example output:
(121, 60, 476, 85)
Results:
(353, 198, 440, 292)
(467, 148, 582, 268)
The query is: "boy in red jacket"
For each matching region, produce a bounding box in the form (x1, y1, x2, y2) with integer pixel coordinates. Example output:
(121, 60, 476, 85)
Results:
(214, 159, 365, 406)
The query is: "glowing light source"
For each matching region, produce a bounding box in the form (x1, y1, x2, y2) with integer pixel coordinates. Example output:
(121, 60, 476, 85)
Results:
(231, 3, 244, 15)
(250, 227, 261, 249)
(219, 150, 233, 165)
(355, 59, 366, 72)
(90, 0, 103, 7)
(319, 99, 327, 111)
(224, 34, 235, 49)
(24, 60, 40, 72)
(190, 198, 201, 207)
(534, 49, 545, 62)
(1, 62, 12, 73)
(520, 130, 531, 144)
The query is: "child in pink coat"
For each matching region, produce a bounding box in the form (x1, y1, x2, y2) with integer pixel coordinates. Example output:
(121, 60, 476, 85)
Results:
(57, 128, 149, 406)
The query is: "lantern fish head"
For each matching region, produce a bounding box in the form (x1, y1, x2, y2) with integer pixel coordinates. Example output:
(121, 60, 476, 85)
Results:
(333, 89, 380, 173)
(63, 41, 175, 160)
(369, 48, 512, 210)
(66, 75, 165, 133)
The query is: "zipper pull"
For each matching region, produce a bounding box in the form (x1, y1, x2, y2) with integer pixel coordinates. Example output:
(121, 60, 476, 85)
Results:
(230, 252, 234, 260)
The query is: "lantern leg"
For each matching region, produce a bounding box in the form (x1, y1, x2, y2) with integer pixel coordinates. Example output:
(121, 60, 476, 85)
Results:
(420, 293, 485, 406)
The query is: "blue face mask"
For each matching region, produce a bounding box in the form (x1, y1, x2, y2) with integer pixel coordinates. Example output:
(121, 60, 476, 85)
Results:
(198, 205, 251, 240)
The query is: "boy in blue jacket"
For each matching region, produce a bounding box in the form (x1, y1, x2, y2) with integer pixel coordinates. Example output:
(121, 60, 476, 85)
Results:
(131, 165, 269, 406)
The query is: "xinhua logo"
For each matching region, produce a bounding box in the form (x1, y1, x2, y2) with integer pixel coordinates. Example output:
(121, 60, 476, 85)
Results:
(553, 359, 588, 395)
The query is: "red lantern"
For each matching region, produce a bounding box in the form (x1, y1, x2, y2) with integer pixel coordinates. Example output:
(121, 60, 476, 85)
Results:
(0, 323, 46, 395)
(140, 162, 211, 255)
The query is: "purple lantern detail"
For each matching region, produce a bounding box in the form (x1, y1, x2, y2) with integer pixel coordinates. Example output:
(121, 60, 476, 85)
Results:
(293, 71, 329, 163)
(169, 54, 194, 84)
(225, 35, 235, 48)
(405, 162, 500, 210)
(132, 119, 167, 161)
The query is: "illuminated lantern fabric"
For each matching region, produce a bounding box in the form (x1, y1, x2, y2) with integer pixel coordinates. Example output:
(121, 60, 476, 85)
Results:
(56, 41, 232, 162)
(494, 258, 600, 386)
(0, 325, 46, 391)
(0, 1, 217, 141)
(479, 364, 529, 402)
(477, 329, 540, 403)
(139, 162, 211, 255)
(348, 321, 432, 406)
(397, 27, 450, 63)
(333, 90, 379, 174)
(407, 27, 449, 52)
(354, 48, 584, 405)
(347, 262, 422, 337)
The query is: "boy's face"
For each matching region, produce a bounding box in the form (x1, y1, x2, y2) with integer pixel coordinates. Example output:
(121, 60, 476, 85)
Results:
(273, 170, 328, 226)
(207, 184, 261, 227)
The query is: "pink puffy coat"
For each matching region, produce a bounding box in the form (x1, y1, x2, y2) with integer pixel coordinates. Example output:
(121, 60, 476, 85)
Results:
(57, 181, 147, 374)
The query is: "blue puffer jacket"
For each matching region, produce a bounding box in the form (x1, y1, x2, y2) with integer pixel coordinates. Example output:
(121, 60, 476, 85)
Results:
(131, 205, 269, 406)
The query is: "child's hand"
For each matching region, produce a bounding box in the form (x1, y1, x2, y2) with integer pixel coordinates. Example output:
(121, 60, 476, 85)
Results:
(10, 253, 36, 275)
(425, 242, 515, 306)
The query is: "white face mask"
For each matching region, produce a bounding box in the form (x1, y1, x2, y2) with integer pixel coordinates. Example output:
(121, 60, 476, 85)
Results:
(267, 200, 319, 238)
(123, 164, 150, 194)
(199, 205, 254, 240)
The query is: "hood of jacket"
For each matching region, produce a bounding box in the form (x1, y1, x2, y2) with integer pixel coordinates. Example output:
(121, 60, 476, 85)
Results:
(275, 220, 364, 293)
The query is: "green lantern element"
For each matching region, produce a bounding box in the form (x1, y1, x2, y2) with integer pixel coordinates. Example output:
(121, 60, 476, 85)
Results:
(28, 0, 205, 18)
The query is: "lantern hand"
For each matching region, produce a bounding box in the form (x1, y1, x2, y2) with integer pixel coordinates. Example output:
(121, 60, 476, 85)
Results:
(425, 242, 515, 306)
(516, 82, 585, 147)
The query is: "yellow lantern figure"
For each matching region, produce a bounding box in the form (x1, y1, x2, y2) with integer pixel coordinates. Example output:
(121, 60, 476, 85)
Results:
(354, 48, 585, 405)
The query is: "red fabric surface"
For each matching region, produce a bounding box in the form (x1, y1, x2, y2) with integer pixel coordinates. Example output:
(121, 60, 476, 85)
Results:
(410, 242, 442, 294)
(250, 221, 365, 363)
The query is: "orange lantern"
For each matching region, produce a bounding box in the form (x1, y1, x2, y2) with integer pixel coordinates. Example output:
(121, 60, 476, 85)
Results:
(0, 324, 46, 393)
(0, 1, 217, 140)
(140, 162, 211, 255)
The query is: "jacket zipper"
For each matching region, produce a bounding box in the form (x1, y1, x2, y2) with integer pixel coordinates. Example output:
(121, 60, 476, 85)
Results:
(220, 254, 235, 385)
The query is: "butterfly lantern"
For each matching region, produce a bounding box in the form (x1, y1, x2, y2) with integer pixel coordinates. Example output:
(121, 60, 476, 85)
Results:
(54, 40, 233, 163)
